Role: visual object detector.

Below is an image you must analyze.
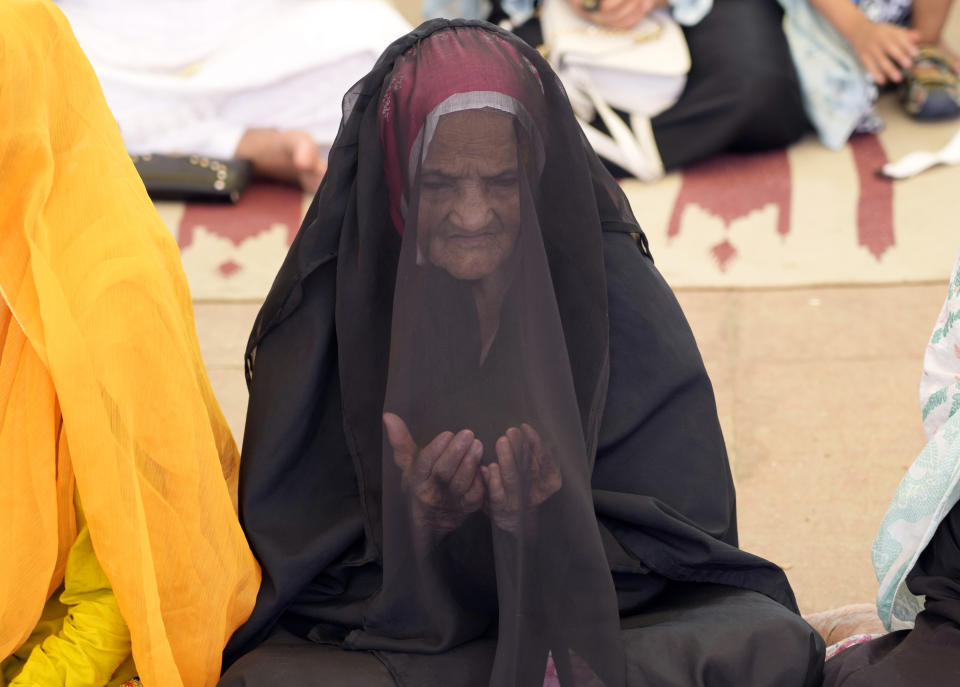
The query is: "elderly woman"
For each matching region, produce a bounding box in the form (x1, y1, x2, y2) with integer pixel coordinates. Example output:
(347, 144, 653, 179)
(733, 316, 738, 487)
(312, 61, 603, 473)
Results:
(220, 20, 824, 687)
(0, 3, 260, 685)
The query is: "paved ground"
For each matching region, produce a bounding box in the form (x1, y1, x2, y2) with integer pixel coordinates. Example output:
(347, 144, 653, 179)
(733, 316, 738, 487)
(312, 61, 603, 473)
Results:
(677, 284, 944, 614)
(195, 281, 946, 615)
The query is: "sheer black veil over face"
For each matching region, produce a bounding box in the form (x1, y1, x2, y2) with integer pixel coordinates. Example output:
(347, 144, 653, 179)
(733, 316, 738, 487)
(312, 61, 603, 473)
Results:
(226, 19, 804, 687)
(339, 31, 626, 684)
(414, 110, 522, 286)
(355, 86, 627, 680)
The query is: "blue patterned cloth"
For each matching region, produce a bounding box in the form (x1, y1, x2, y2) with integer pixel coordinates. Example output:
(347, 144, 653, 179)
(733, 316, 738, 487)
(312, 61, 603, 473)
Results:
(873, 248, 960, 631)
(778, 0, 912, 149)
(423, 0, 711, 27)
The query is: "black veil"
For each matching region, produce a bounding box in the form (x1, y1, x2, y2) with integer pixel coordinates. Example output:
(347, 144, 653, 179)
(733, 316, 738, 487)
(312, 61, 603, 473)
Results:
(225, 20, 801, 687)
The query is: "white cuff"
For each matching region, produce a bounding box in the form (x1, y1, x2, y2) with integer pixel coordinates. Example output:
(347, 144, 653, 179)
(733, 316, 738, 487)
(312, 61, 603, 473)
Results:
(669, 0, 713, 26)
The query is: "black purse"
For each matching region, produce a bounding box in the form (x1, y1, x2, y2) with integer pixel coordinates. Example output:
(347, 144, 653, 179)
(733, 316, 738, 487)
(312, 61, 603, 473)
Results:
(131, 153, 253, 203)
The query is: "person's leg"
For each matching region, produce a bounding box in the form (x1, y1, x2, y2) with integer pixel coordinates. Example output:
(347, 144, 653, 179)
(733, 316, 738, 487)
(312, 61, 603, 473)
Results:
(912, 0, 957, 47)
(620, 583, 825, 687)
(651, 0, 810, 170)
(218, 625, 395, 687)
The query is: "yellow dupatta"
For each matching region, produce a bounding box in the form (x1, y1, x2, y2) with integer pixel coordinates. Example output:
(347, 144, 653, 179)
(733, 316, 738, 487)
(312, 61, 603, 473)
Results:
(0, 2, 261, 685)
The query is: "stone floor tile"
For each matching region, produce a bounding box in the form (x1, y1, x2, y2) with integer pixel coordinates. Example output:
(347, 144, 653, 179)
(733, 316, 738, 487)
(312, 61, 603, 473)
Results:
(735, 284, 945, 363)
(732, 358, 927, 613)
(205, 365, 249, 445)
(193, 301, 262, 367)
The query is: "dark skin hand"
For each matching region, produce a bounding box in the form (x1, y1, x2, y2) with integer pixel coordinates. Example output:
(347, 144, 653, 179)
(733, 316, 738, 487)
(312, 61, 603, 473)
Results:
(384, 414, 564, 541)
(482, 423, 563, 536)
(383, 412, 485, 547)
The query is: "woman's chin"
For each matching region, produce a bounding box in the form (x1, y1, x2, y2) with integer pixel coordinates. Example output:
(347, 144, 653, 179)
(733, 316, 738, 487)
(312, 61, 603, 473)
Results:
(434, 257, 501, 282)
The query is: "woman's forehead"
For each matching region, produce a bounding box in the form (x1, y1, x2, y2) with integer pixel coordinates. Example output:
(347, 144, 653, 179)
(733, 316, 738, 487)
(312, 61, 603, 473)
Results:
(423, 110, 517, 166)
(432, 109, 515, 141)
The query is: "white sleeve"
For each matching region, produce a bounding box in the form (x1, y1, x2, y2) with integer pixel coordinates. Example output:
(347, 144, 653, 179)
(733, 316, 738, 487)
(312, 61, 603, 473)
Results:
(119, 116, 247, 160)
(103, 91, 247, 159)
(670, 0, 713, 26)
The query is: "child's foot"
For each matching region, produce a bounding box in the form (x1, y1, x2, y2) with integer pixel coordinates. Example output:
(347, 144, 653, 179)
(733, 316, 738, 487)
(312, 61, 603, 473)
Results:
(900, 44, 960, 120)
(235, 128, 327, 192)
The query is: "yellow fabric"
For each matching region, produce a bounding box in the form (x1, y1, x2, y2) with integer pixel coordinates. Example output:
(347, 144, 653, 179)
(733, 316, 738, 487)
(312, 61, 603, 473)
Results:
(1, 587, 67, 686)
(5, 499, 131, 687)
(0, 2, 261, 686)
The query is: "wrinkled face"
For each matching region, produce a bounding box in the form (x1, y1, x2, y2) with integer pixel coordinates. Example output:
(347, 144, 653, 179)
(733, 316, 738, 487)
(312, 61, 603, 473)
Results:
(416, 109, 521, 282)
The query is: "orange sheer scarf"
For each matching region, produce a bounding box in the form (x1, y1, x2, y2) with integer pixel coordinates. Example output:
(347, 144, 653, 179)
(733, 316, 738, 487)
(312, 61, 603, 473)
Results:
(0, 2, 261, 685)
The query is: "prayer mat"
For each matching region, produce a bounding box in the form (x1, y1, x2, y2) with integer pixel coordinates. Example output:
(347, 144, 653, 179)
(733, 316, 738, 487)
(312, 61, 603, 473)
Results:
(158, 97, 959, 300)
(623, 96, 960, 289)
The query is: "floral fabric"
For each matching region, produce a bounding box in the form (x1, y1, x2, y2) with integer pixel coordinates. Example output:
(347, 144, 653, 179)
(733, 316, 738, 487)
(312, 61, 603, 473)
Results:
(873, 247, 960, 631)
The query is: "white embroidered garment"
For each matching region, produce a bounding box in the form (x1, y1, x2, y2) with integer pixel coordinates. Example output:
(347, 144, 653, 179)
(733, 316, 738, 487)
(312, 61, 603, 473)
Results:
(56, 0, 412, 158)
(873, 247, 960, 631)
(920, 247, 960, 437)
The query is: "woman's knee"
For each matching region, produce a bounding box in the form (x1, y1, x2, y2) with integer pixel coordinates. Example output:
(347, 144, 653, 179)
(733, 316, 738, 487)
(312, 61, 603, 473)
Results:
(732, 72, 810, 150)
(621, 586, 825, 687)
(219, 642, 395, 687)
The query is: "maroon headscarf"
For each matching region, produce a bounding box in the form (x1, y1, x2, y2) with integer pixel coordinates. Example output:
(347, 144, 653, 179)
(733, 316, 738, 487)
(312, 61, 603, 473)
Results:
(380, 29, 544, 234)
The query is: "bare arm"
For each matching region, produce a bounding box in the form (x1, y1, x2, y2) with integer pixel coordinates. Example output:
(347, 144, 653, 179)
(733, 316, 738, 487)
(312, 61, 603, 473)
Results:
(809, 0, 920, 84)
(568, 0, 670, 30)
(911, 0, 955, 44)
(809, 0, 871, 41)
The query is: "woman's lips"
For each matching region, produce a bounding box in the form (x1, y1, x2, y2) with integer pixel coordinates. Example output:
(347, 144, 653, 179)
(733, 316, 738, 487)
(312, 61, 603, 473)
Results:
(449, 232, 497, 247)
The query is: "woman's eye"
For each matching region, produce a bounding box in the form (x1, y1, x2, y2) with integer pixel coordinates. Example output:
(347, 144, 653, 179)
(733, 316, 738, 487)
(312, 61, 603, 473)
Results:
(421, 179, 453, 191)
(488, 176, 517, 189)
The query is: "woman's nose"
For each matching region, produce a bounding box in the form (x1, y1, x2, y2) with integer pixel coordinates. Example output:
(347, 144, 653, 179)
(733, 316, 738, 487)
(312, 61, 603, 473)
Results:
(450, 183, 493, 232)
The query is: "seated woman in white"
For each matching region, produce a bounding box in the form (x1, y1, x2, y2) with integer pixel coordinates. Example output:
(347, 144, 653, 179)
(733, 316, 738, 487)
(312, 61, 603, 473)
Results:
(56, 0, 412, 190)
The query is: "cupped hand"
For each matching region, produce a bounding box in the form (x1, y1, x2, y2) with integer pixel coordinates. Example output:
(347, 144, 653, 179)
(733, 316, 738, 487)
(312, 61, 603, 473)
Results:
(481, 424, 562, 535)
(850, 20, 920, 84)
(569, 0, 660, 31)
(383, 413, 485, 542)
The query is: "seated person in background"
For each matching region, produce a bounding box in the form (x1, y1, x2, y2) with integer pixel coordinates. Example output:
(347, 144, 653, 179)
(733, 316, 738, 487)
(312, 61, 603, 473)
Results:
(219, 20, 824, 686)
(424, 0, 811, 178)
(822, 246, 960, 686)
(0, 2, 259, 685)
(779, 0, 960, 150)
(55, 0, 412, 191)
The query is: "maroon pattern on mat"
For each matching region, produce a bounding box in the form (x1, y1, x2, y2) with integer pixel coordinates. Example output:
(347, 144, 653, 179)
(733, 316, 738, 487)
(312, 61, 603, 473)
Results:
(178, 182, 303, 275)
(171, 138, 898, 289)
(849, 134, 895, 260)
(666, 148, 792, 272)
